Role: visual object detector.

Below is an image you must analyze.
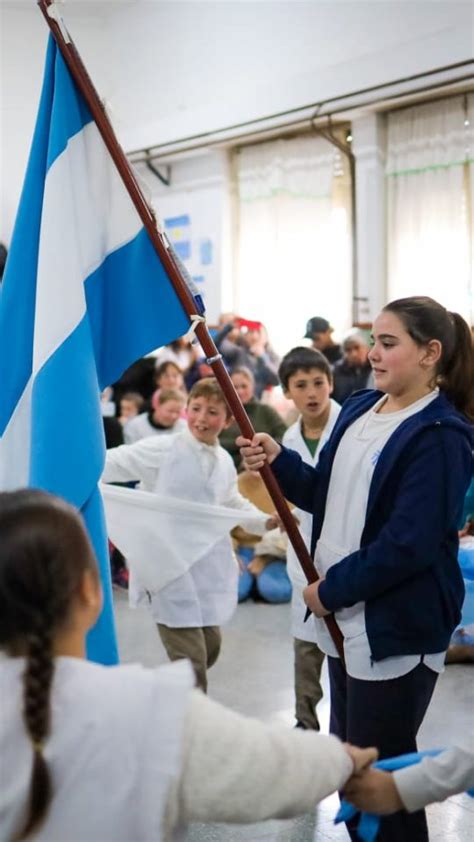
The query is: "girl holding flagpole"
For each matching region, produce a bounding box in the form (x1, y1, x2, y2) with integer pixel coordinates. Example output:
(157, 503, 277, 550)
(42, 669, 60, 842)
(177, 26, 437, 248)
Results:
(238, 296, 474, 841)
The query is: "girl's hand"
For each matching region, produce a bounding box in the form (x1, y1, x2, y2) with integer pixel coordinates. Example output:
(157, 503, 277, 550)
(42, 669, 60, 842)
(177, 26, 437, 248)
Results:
(236, 434, 281, 471)
(343, 768, 404, 815)
(303, 580, 330, 617)
(344, 744, 379, 776)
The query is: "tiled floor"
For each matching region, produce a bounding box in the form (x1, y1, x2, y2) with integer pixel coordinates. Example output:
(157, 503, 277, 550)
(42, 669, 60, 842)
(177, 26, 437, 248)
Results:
(114, 591, 474, 841)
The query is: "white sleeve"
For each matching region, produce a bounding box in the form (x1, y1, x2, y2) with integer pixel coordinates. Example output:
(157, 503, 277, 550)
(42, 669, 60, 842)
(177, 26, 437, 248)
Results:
(102, 436, 172, 488)
(123, 417, 143, 445)
(177, 690, 353, 823)
(393, 746, 474, 813)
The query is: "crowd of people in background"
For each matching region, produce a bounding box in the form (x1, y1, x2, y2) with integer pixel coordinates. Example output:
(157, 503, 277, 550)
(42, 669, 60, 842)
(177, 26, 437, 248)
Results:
(101, 313, 370, 606)
(102, 306, 473, 666)
(2, 297, 473, 842)
(104, 311, 374, 444)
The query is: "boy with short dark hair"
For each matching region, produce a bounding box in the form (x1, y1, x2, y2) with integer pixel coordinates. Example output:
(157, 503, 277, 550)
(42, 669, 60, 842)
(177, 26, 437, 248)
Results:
(103, 378, 273, 691)
(279, 347, 341, 730)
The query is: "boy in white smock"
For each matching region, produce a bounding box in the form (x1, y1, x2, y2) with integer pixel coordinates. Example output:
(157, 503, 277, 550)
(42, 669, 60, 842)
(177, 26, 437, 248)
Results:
(103, 378, 273, 691)
(279, 347, 340, 730)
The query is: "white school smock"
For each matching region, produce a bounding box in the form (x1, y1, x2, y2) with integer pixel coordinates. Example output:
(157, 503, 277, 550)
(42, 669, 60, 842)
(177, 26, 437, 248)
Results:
(282, 399, 340, 642)
(0, 657, 193, 842)
(312, 390, 445, 679)
(103, 428, 267, 627)
(124, 413, 186, 444)
(0, 656, 354, 841)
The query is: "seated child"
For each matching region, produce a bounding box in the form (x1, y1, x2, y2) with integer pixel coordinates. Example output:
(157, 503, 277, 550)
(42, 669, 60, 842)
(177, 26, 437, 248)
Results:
(0, 488, 376, 842)
(118, 391, 144, 426)
(234, 470, 292, 604)
(279, 347, 341, 731)
(153, 359, 187, 395)
(124, 387, 186, 444)
(103, 378, 275, 692)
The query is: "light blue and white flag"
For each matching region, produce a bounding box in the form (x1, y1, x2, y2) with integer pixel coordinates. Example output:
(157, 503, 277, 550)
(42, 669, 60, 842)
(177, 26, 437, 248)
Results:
(0, 36, 193, 664)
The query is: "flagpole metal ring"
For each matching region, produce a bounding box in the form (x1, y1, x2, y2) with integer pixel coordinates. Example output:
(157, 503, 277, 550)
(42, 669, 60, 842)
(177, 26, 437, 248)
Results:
(205, 353, 223, 365)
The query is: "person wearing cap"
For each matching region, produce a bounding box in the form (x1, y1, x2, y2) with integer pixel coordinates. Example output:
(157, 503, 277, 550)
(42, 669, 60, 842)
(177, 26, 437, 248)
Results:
(304, 317, 342, 365)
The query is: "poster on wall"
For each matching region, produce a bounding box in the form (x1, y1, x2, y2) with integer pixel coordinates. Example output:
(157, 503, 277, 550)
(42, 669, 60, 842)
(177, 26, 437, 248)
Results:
(164, 214, 213, 307)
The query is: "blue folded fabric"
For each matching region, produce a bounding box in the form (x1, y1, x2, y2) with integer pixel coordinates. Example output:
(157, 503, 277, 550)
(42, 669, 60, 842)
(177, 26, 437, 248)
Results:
(335, 748, 474, 842)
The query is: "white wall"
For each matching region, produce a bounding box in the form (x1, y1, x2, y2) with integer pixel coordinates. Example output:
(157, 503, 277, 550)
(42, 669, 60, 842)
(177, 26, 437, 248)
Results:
(136, 150, 233, 323)
(1, 0, 472, 321)
(106, 1, 473, 152)
(2, 0, 472, 238)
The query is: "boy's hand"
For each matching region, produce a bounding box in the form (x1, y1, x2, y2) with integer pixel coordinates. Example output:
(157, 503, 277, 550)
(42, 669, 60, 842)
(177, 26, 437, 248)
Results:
(343, 744, 379, 776)
(265, 514, 279, 530)
(303, 580, 330, 617)
(343, 767, 404, 815)
(236, 433, 281, 470)
(266, 511, 300, 532)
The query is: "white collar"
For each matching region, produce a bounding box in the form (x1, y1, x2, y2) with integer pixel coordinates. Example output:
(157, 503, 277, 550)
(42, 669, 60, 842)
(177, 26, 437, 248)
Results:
(182, 426, 220, 455)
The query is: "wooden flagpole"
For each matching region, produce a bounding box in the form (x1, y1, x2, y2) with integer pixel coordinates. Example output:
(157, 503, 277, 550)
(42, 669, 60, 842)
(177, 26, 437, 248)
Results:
(37, 0, 344, 661)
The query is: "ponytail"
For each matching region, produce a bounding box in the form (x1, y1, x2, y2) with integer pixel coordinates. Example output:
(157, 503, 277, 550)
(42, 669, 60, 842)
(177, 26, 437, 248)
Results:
(442, 312, 474, 422)
(384, 296, 474, 421)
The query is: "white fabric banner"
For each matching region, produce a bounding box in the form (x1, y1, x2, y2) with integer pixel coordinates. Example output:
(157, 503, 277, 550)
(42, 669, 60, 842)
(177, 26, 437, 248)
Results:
(101, 484, 254, 592)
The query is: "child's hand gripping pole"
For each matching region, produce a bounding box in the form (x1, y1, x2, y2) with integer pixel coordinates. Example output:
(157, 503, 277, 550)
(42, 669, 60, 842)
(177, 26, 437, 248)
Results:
(193, 344, 345, 662)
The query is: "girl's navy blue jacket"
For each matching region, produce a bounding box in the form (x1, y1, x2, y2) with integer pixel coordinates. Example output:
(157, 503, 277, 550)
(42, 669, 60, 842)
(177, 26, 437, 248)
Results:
(272, 390, 473, 661)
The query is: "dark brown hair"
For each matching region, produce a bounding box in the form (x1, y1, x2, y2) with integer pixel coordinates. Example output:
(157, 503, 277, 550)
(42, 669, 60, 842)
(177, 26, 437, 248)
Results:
(384, 297, 474, 421)
(154, 360, 183, 383)
(120, 392, 144, 412)
(0, 490, 97, 840)
(188, 377, 232, 418)
(278, 346, 333, 390)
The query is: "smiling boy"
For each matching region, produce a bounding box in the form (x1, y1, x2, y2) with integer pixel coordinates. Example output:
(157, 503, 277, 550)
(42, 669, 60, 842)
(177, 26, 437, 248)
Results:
(279, 347, 341, 730)
(103, 378, 272, 691)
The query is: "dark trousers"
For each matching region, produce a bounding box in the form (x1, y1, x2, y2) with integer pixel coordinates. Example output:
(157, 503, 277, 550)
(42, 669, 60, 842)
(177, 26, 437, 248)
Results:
(328, 657, 438, 842)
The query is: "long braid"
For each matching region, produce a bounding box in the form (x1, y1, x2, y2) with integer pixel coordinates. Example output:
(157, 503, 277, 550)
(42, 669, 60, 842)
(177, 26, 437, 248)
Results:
(0, 489, 97, 842)
(13, 622, 55, 841)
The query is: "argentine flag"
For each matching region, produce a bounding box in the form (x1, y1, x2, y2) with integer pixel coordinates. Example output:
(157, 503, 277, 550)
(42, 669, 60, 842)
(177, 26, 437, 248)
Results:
(0, 37, 192, 664)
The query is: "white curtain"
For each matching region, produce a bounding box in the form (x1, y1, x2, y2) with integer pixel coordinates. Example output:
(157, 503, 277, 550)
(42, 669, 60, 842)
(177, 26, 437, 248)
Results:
(387, 95, 474, 323)
(234, 135, 352, 354)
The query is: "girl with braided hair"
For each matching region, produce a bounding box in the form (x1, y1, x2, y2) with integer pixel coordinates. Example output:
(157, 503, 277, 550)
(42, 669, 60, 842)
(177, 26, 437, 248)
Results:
(0, 488, 376, 841)
(238, 296, 473, 842)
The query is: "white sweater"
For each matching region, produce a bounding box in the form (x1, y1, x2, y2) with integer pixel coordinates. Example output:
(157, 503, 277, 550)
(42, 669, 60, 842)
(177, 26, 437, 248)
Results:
(394, 746, 474, 813)
(0, 657, 353, 841)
